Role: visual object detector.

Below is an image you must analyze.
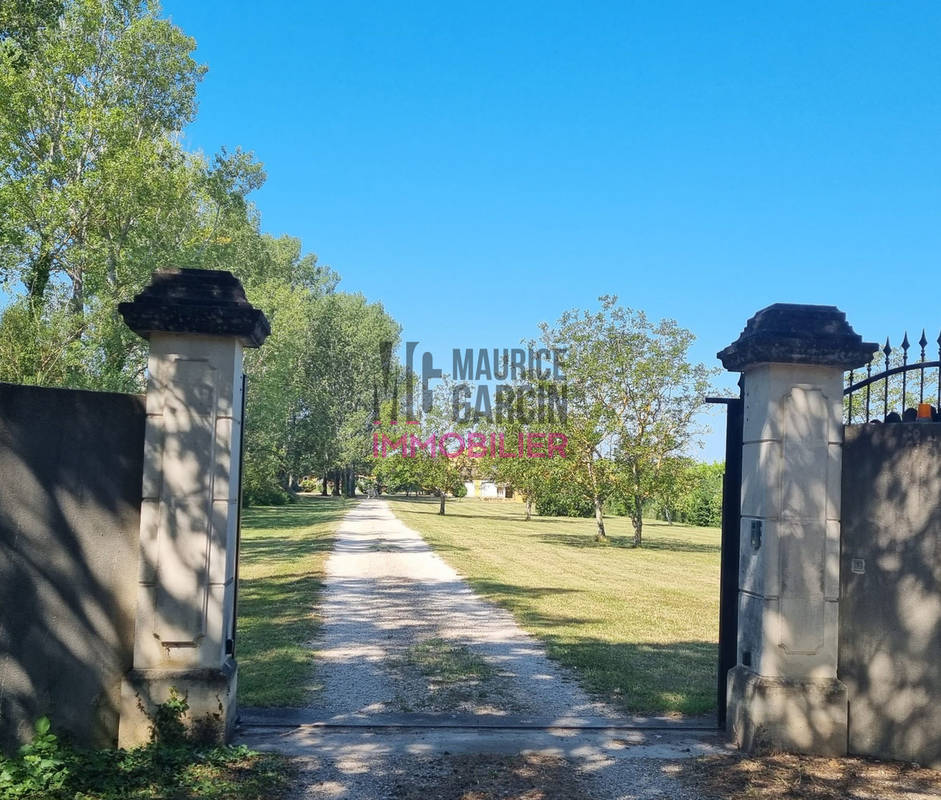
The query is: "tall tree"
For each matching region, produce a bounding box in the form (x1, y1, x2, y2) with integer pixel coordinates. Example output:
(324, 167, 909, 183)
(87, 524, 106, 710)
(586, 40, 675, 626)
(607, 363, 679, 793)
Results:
(540, 296, 716, 545)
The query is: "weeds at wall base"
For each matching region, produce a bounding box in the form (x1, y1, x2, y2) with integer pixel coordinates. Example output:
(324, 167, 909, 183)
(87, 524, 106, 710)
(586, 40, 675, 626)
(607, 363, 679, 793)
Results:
(0, 695, 291, 800)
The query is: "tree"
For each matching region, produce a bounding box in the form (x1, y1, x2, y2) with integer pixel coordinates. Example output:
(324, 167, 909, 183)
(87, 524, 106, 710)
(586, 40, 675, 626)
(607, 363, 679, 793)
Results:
(485, 380, 562, 521)
(648, 457, 723, 527)
(540, 296, 716, 545)
(0, 1, 404, 510)
(0, 0, 205, 304)
(381, 377, 470, 514)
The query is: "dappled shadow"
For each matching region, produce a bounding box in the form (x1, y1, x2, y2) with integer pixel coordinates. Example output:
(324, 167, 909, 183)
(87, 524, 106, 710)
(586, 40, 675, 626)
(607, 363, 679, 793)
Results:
(304, 500, 720, 722)
(237, 567, 328, 706)
(0, 382, 146, 752)
(533, 531, 721, 554)
(240, 534, 335, 563)
(840, 423, 941, 765)
(388, 496, 530, 523)
(466, 580, 580, 600)
(242, 497, 352, 531)
(537, 638, 719, 717)
(236, 499, 353, 706)
(679, 749, 941, 799)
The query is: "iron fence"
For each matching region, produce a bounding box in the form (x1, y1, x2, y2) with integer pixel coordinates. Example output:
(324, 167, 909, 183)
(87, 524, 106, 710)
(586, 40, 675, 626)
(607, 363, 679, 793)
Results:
(844, 329, 941, 424)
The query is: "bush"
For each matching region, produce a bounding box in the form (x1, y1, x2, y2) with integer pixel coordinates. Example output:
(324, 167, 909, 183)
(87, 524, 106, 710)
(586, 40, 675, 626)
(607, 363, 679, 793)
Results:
(298, 476, 320, 493)
(451, 481, 467, 498)
(536, 494, 593, 518)
(0, 701, 291, 800)
(241, 484, 294, 507)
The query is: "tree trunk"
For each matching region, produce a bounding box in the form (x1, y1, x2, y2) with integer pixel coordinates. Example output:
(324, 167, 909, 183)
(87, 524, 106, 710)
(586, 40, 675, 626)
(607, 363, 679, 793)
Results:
(525, 497, 532, 521)
(632, 494, 644, 546)
(439, 491, 446, 515)
(26, 243, 52, 303)
(321, 472, 328, 496)
(593, 495, 607, 541)
(70, 268, 84, 318)
(331, 470, 340, 496)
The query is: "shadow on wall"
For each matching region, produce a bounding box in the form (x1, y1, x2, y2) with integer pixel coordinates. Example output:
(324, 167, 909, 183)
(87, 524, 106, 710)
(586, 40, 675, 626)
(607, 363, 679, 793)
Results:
(840, 422, 941, 767)
(0, 382, 145, 753)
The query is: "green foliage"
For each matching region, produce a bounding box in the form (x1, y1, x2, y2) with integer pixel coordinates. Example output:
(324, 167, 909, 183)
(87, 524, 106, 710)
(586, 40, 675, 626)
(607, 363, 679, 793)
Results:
(298, 475, 320, 493)
(533, 469, 594, 517)
(390, 497, 721, 715)
(537, 296, 718, 544)
(242, 477, 294, 508)
(0, 0, 399, 505)
(0, 713, 291, 800)
(0, 717, 69, 798)
(648, 459, 723, 528)
(535, 491, 594, 518)
(149, 688, 188, 747)
(377, 377, 471, 513)
(237, 497, 354, 705)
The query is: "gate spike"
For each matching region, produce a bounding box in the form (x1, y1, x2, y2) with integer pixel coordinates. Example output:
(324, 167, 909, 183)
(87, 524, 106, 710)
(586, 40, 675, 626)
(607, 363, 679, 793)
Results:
(901, 331, 910, 354)
(883, 339, 891, 420)
(919, 329, 928, 358)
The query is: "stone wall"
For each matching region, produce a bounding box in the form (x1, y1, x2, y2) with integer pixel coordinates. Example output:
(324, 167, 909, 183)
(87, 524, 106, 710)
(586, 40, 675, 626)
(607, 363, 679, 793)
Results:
(0, 382, 145, 752)
(840, 423, 941, 767)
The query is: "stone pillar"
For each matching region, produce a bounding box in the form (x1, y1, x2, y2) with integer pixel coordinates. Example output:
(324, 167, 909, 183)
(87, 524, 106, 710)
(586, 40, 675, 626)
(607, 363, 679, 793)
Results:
(117, 270, 269, 748)
(717, 304, 875, 756)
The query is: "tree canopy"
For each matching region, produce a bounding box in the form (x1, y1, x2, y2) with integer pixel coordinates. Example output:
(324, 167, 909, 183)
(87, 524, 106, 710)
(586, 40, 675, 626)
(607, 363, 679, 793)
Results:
(0, 0, 398, 504)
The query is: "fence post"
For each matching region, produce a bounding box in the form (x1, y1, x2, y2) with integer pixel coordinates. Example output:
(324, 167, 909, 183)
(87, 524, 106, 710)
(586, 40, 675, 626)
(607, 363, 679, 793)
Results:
(116, 269, 269, 748)
(717, 304, 875, 755)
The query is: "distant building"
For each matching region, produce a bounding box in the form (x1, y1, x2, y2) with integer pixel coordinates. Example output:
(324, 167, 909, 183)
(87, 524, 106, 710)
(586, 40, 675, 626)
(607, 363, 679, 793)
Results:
(463, 479, 517, 500)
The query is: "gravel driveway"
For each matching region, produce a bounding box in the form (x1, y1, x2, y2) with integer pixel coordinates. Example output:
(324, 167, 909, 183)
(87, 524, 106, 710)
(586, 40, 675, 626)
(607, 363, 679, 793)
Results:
(314, 498, 623, 719)
(237, 499, 727, 799)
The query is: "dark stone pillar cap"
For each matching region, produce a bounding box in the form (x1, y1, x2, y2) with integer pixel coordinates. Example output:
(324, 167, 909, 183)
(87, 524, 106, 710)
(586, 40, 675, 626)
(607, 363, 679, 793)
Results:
(718, 303, 877, 371)
(119, 269, 270, 348)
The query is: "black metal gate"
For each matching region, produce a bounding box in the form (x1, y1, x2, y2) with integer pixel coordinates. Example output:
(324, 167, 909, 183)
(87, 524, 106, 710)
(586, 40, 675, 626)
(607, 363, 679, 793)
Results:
(226, 372, 247, 659)
(706, 390, 743, 728)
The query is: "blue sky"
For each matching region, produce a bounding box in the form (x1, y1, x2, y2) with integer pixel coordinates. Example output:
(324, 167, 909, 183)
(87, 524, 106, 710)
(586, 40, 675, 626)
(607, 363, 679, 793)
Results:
(161, 0, 941, 459)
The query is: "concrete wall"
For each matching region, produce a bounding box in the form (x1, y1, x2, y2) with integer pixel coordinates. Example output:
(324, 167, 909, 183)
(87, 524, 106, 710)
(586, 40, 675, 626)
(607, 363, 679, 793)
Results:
(0, 382, 145, 752)
(841, 423, 941, 767)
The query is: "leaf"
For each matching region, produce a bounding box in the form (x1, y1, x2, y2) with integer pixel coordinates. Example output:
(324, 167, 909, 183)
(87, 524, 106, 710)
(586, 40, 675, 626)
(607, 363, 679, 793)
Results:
(34, 716, 50, 735)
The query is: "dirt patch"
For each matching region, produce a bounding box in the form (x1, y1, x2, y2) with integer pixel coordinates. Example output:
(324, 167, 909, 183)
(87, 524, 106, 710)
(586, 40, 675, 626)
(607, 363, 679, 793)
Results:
(681, 752, 941, 799)
(390, 753, 594, 800)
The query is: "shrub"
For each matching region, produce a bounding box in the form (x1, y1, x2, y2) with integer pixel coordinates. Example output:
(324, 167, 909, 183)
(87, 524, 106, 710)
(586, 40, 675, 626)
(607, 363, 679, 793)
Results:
(298, 476, 320, 493)
(534, 485, 594, 518)
(0, 702, 290, 800)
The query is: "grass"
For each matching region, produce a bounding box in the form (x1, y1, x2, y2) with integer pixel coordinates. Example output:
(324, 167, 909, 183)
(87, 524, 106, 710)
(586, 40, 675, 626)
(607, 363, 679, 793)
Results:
(236, 496, 354, 706)
(386, 496, 721, 715)
(405, 638, 497, 687)
(391, 637, 509, 713)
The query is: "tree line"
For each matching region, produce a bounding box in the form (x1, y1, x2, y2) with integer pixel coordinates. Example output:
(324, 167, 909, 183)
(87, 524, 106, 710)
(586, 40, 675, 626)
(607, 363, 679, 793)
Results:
(372, 297, 721, 545)
(1, 2, 722, 538)
(0, 0, 395, 504)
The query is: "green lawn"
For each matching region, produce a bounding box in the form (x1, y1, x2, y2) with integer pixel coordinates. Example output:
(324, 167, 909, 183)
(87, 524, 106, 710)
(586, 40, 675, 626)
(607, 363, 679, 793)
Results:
(386, 496, 721, 716)
(236, 496, 354, 706)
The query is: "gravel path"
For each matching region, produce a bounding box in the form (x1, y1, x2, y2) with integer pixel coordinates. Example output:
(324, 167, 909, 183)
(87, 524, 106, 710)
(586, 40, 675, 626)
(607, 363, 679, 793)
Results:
(238, 499, 728, 799)
(313, 498, 619, 720)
